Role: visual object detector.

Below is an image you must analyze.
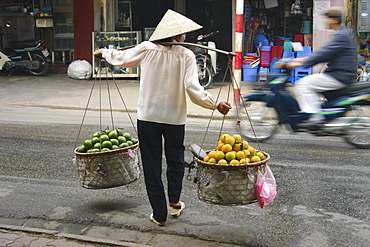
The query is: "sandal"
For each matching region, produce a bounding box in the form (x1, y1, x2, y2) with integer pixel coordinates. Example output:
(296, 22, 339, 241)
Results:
(150, 213, 166, 226)
(170, 201, 185, 217)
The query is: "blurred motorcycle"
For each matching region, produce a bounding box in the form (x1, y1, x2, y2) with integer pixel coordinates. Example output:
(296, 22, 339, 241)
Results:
(237, 58, 370, 149)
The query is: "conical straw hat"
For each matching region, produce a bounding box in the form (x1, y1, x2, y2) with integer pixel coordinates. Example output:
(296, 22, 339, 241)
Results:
(149, 9, 202, 41)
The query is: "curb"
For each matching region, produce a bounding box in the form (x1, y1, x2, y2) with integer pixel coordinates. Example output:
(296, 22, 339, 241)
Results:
(0, 103, 238, 120)
(0, 224, 150, 247)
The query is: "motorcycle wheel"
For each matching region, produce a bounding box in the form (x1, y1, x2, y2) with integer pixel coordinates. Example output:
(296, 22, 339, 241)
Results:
(236, 100, 279, 142)
(343, 105, 370, 149)
(197, 62, 213, 88)
(28, 53, 49, 76)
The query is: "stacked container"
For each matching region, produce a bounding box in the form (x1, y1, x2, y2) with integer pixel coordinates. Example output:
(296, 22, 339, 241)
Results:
(242, 53, 258, 82)
(260, 45, 272, 67)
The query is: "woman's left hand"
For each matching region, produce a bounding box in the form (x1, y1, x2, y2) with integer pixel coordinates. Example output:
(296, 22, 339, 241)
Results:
(217, 101, 232, 115)
(94, 49, 104, 60)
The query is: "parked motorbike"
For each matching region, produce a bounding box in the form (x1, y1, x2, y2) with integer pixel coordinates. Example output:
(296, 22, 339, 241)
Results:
(237, 58, 370, 149)
(0, 23, 49, 76)
(190, 31, 220, 88)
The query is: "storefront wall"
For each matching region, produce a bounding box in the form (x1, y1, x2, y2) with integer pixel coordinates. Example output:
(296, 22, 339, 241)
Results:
(88, 0, 231, 78)
(74, 0, 94, 63)
(311, 0, 346, 72)
(85, 0, 351, 76)
(56, 0, 353, 72)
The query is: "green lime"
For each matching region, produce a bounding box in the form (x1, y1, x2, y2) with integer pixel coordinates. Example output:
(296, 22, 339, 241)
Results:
(119, 142, 129, 148)
(131, 138, 138, 144)
(110, 138, 119, 146)
(101, 148, 111, 152)
(84, 140, 93, 149)
(92, 131, 101, 138)
(91, 148, 101, 153)
(77, 145, 86, 153)
(100, 134, 109, 142)
(108, 130, 118, 139)
(126, 140, 133, 146)
(122, 132, 131, 141)
(118, 136, 126, 143)
(112, 145, 120, 150)
(93, 142, 101, 149)
(91, 137, 100, 144)
(86, 149, 95, 153)
(102, 140, 112, 149)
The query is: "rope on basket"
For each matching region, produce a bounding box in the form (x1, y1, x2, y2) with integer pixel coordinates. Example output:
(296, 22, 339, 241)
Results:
(231, 66, 263, 153)
(75, 60, 137, 147)
(196, 53, 264, 157)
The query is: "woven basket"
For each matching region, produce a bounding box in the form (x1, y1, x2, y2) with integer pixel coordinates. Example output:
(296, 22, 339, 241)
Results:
(74, 143, 140, 189)
(194, 152, 270, 205)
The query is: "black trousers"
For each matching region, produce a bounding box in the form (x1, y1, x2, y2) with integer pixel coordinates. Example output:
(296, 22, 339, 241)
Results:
(137, 120, 185, 222)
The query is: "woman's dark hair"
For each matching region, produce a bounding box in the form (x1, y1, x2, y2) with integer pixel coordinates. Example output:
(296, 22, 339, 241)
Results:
(153, 37, 173, 44)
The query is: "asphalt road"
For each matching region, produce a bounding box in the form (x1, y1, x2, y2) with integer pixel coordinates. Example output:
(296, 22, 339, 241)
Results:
(0, 106, 370, 246)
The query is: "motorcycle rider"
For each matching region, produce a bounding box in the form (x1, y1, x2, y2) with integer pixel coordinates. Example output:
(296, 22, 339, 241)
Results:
(287, 6, 357, 128)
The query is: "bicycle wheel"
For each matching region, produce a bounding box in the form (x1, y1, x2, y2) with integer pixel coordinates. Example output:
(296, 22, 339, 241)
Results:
(236, 101, 279, 142)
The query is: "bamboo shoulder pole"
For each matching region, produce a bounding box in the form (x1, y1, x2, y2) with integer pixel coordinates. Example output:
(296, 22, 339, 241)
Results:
(117, 42, 236, 56)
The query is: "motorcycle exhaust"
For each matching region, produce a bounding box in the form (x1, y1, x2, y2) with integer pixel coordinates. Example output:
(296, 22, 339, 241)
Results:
(4, 60, 39, 70)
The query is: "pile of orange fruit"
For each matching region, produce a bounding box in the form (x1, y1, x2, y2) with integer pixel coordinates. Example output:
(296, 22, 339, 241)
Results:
(203, 134, 266, 165)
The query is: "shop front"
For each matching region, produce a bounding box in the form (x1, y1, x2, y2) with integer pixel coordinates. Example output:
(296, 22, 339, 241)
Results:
(238, 0, 364, 82)
(91, 0, 233, 78)
(1, 0, 367, 78)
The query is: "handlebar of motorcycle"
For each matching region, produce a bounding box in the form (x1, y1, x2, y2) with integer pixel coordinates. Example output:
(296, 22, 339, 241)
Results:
(197, 31, 219, 41)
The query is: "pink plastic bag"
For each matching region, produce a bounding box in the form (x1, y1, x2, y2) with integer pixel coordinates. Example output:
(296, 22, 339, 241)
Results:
(255, 164, 277, 208)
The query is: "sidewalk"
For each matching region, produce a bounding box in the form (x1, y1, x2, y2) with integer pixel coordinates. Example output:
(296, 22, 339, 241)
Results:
(0, 72, 247, 247)
(0, 73, 254, 119)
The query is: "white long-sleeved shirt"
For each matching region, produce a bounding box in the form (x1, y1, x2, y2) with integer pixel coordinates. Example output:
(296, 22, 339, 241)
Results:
(102, 41, 220, 125)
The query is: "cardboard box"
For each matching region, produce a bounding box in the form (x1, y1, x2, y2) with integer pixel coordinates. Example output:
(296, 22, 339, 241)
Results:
(36, 18, 53, 28)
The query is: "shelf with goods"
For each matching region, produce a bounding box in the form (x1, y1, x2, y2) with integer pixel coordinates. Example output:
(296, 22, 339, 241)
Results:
(115, 0, 132, 31)
(53, 9, 73, 50)
(92, 31, 141, 78)
(0, 2, 33, 16)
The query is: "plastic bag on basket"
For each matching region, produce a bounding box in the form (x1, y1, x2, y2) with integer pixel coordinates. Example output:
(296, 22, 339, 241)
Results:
(256, 164, 277, 208)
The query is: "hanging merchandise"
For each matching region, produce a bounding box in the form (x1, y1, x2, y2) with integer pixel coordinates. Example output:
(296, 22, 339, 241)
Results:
(245, 20, 260, 53)
(244, 0, 253, 21)
(290, 0, 303, 16)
